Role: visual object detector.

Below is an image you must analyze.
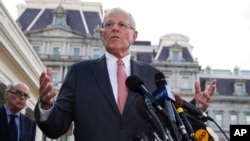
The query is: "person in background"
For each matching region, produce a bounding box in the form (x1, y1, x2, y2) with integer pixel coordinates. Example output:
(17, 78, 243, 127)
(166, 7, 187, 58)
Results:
(34, 7, 216, 141)
(0, 82, 36, 141)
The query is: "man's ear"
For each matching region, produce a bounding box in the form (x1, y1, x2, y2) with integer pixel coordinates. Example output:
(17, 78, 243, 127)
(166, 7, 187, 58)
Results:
(132, 30, 138, 43)
(100, 29, 104, 40)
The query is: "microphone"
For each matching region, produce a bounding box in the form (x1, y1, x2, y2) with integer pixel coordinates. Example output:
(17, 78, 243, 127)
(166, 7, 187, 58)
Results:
(135, 95, 167, 141)
(126, 75, 170, 141)
(153, 72, 176, 120)
(185, 110, 219, 141)
(152, 72, 182, 141)
(175, 94, 196, 141)
(153, 72, 175, 102)
(171, 102, 190, 141)
(192, 120, 214, 141)
(175, 94, 213, 121)
(125, 75, 168, 114)
(126, 75, 158, 105)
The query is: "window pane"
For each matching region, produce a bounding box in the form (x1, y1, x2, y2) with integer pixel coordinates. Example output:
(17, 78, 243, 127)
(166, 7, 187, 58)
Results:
(181, 77, 189, 89)
(33, 46, 40, 54)
(93, 49, 100, 59)
(172, 51, 179, 61)
(236, 84, 243, 96)
(53, 48, 60, 55)
(74, 48, 80, 56)
(95, 32, 100, 38)
(230, 114, 237, 124)
(56, 18, 63, 26)
(215, 114, 222, 126)
(246, 115, 250, 124)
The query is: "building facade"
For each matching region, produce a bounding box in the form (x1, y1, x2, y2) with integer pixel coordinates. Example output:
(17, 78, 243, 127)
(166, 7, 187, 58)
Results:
(1, 0, 250, 141)
(0, 0, 44, 140)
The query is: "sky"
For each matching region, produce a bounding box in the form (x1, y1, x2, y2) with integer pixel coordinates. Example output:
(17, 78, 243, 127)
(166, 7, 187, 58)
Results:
(2, 0, 250, 70)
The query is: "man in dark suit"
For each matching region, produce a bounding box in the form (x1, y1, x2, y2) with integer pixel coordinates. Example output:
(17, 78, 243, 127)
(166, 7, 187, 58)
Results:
(0, 83, 36, 141)
(35, 8, 216, 141)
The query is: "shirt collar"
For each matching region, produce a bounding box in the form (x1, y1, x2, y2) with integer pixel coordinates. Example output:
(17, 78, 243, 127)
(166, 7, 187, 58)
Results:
(4, 104, 21, 117)
(105, 52, 131, 69)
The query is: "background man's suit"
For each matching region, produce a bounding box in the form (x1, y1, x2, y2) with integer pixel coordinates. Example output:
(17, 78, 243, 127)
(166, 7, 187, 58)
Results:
(0, 106, 36, 141)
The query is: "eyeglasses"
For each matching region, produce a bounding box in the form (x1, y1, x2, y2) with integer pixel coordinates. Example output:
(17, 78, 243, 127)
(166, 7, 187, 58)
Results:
(102, 21, 134, 30)
(8, 90, 30, 99)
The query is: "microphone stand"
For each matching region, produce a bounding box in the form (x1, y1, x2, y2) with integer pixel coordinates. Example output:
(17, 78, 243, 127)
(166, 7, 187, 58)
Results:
(176, 106, 196, 141)
(152, 102, 181, 141)
(171, 103, 190, 141)
(144, 98, 170, 141)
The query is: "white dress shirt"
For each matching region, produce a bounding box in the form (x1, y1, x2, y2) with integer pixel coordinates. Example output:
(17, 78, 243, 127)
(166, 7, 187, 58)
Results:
(105, 52, 131, 102)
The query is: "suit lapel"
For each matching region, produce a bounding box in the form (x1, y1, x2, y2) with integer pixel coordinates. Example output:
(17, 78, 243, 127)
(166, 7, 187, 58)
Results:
(91, 56, 120, 114)
(123, 59, 144, 114)
(90, 57, 147, 115)
(0, 106, 10, 140)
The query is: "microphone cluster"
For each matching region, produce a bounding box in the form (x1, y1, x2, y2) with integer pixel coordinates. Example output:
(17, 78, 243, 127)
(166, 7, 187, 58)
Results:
(126, 72, 218, 141)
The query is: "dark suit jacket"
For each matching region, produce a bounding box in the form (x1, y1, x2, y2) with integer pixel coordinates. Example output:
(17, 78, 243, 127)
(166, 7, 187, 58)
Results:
(0, 106, 36, 141)
(35, 56, 160, 141)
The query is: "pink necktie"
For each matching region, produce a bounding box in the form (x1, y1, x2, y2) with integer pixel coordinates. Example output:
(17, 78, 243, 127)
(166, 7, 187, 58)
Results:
(117, 59, 128, 114)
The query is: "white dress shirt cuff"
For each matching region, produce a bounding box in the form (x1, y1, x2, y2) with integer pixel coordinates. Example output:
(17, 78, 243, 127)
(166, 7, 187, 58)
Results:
(38, 100, 54, 121)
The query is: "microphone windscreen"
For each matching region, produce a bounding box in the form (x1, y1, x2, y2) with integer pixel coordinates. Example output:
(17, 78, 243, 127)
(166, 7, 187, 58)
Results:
(126, 75, 144, 93)
(154, 72, 166, 87)
(192, 120, 211, 141)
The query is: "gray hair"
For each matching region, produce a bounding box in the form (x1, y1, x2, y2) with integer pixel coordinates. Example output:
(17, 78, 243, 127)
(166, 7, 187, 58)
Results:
(103, 8, 136, 30)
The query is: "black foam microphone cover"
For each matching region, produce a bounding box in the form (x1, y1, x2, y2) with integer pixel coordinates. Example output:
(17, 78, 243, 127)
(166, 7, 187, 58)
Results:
(155, 71, 167, 87)
(126, 75, 144, 93)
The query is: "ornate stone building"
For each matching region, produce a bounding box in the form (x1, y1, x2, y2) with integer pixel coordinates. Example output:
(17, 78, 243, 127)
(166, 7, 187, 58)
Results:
(1, 0, 250, 141)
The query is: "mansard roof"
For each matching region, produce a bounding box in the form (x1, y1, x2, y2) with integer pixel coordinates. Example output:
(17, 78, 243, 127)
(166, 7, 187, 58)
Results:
(16, 6, 102, 35)
(157, 44, 194, 62)
(199, 78, 250, 96)
(137, 52, 153, 63)
(134, 42, 195, 64)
